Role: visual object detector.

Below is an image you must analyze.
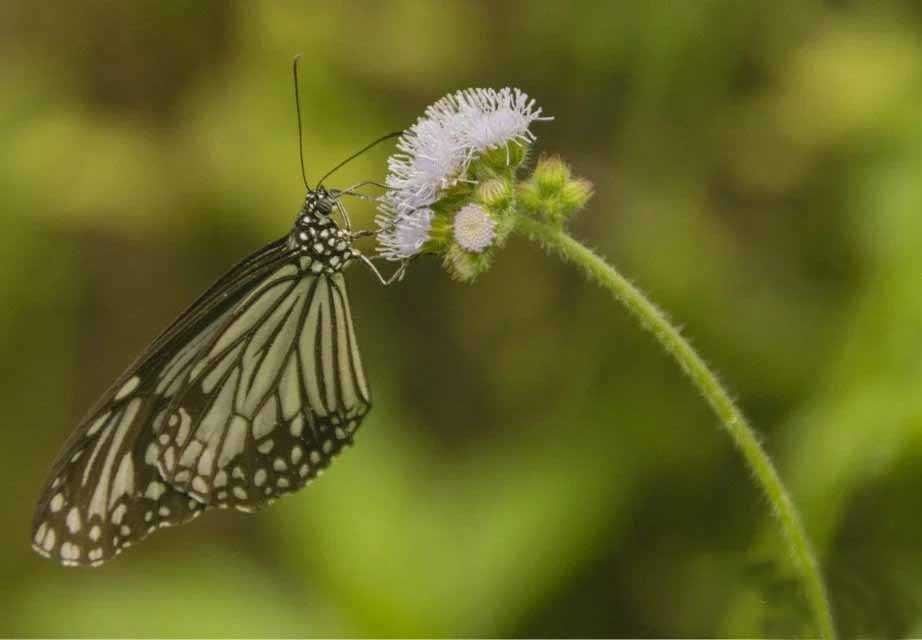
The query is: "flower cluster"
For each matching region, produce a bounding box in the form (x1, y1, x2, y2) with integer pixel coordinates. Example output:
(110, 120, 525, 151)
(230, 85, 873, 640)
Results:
(376, 87, 550, 273)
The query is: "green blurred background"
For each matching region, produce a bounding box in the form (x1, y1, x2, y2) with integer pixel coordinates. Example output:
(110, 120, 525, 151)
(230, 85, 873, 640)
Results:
(2, 1, 922, 637)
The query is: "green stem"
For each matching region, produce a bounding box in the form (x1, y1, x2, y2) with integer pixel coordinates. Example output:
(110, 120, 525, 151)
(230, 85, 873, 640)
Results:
(515, 216, 836, 639)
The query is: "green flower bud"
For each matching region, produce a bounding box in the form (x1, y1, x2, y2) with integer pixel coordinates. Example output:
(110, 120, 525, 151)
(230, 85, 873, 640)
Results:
(443, 242, 494, 283)
(476, 142, 529, 177)
(518, 156, 593, 224)
(475, 178, 513, 212)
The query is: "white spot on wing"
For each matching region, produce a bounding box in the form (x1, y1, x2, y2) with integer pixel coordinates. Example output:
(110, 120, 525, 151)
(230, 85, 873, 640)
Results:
(290, 415, 304, 437)
(112, 503, 127, 525)
(220, 416, 249, 467)
(144, 442, 160, 465)
(253, 397, 278, 439)
(42, 528, 56, 552)
(145, 481, 166, 500)
(192, 476, 208, 494)
(197, 447, 215, 477)
(61, 541, 80, 561)
(257, 439, 274, 454)
(89, 398, 141, 519)
(66, 507, 81, 534)
(86, 411, 110, 437)
(176, 408, 192, 446)
(179, 440, 203, 469)
(109, 454, 135, 509)
(114, 376, 140, 401)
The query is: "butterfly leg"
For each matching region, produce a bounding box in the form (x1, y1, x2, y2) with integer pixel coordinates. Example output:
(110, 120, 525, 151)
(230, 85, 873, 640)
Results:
(334, 200, 353, 233)
(335, 181, 389, 197)
(357, 253, 409, 286)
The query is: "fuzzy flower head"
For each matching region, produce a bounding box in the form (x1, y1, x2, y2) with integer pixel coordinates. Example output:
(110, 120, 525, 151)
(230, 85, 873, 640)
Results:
(453, 204, 496, 253)
(383, 117, 469, 215)
(439, 88, 549, 152)
(375, 207, 433, 260)
(376, 86, 550, 276)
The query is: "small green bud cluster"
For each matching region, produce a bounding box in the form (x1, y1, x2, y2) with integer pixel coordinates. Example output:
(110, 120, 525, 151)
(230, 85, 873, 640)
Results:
(518, 156, 593, 226)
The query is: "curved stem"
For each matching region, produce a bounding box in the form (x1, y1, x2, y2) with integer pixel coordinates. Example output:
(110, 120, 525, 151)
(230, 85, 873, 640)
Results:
(515, 216, 836, 639)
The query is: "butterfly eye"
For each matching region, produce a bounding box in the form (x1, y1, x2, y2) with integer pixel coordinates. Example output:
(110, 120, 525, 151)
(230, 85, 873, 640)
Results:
(316, 198, 333, 216)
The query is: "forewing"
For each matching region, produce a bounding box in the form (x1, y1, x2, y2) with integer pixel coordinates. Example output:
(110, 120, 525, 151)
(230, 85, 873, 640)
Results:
(157, 269, 372, 511)
(32, 239, 293, 566)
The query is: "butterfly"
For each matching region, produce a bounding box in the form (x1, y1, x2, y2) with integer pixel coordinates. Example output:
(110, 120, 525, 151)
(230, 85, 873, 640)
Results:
(31, 58, 405, 567)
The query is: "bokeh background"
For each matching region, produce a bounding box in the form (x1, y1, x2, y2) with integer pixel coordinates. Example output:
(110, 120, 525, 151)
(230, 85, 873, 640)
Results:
(2, 1, 922, 637)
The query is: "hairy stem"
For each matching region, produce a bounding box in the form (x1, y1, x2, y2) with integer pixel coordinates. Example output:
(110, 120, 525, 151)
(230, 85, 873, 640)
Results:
(515, 216, 836, 639)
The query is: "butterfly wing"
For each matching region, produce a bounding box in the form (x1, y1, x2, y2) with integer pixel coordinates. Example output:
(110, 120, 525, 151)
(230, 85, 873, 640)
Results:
(31, 238, 294, 566)
(156, 267, 372, 511)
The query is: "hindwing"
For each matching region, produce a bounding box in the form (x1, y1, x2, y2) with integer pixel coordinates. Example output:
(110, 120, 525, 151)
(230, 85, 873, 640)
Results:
(155, 265, 372, 511)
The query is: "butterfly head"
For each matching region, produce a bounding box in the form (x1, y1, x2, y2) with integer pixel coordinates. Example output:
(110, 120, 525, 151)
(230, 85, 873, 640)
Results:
(303, 186, 337, 217)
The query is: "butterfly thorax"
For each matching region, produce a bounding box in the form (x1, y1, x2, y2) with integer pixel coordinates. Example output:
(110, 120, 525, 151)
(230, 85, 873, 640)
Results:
(289, 189, 357, 274)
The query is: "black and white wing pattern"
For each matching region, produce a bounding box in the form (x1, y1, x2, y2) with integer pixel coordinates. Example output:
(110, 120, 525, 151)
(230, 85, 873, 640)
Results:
(154, 264, 370, 511)
(32, 227, 371, 567)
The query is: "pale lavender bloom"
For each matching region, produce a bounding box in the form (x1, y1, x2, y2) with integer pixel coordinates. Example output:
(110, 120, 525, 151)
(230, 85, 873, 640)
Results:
(439, 87, 551, 153)
(375, 207, 433, 260)
(377, 86, 548, 260)
(383, 115, 470, 215)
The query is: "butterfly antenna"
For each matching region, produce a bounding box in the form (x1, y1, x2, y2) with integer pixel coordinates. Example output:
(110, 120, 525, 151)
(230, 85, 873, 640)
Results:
(292, 54, 310, 191)
(317, 131, 403, 188)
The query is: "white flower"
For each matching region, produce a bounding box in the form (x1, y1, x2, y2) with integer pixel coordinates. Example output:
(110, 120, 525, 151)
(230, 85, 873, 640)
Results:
(453, 204, 496, 253)
(375, 207, 433, 260)
(376, 86, 548, 260)
(383, 113, 470, 215)
(439, 87, 551, 152)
